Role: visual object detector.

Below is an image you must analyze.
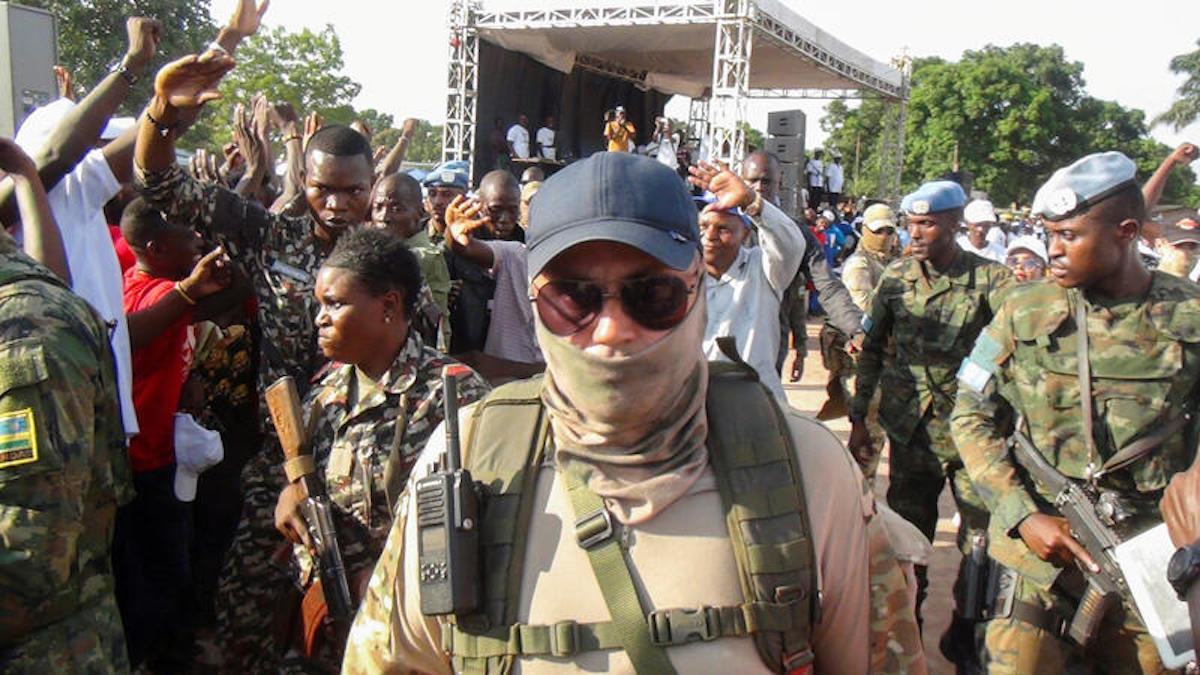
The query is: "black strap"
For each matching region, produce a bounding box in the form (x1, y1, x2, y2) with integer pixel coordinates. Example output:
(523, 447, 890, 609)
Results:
(1011, 599, 1069, 638)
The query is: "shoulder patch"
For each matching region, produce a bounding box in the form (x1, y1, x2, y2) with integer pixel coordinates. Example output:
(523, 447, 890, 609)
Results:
(0, 408, 38, 468)
(957, 332, 1007, 393)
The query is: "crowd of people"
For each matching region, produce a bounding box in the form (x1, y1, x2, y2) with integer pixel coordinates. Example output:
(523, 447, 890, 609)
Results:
(6, 2, 1200, 674)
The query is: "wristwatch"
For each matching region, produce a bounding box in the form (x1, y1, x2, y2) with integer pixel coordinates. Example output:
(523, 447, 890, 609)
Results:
(1167, 540, 1200, 599)
(109, 59, 137, 86)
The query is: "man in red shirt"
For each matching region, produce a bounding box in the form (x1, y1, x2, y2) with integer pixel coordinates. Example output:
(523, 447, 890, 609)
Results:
(115, 197, 244, 669)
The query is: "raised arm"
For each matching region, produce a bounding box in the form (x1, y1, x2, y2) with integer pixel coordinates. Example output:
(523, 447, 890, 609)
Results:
(376, 118, 419, 178)
(443, 195, 496, 269)
(268, 102, 306, 215)
(0, 139, 69, 283)
(1142, 142, 1197, 212)
(230, 104, 267, 202)
(214, 0, 270, 55)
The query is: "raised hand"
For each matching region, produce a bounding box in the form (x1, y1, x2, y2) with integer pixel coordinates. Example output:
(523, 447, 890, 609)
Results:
(53, 65, 74, 101)
(350, 119, 372, 142)
(302, 110, 323, 149)
(233, 104, 266, 173)
(1171, 142, 1199, 166)
(250, 92, 272, 141)
(372, 146, 387, 166)
(180, 245, 232, 299)
(189, 148, 221, 184)
(269, 101, 298, 131)
(445, 195, 490, 247)
(401, 118, 419, 139)
(227, 0, 270, 39)
(688, 160, 755, 212)
(153, 51, 236, 109)
(123, 16, 163, 74)
(0, 138, 37, 177)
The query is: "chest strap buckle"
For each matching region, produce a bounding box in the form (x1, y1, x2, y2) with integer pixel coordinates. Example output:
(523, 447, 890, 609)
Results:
(648, 606, 718, 646)
(574, 507, 614, 550)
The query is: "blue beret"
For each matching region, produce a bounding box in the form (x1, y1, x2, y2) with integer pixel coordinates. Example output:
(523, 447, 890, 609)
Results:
(1031, 151, 1137, 221)
(900, 180, 966, 215)
(422, 162, 469, 190)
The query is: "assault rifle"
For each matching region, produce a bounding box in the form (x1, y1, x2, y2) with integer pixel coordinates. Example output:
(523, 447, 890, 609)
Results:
(266, 376, 355, 634)
(1009, 424, 1138, 645)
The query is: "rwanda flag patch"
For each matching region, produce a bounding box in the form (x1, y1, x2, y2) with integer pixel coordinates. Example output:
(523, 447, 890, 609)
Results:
(0, 408, 38, 468)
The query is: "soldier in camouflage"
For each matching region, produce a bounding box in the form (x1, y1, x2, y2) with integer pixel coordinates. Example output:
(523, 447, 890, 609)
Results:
(133, 51, 441, 670)
(849, 181, 1013, 668)
(952, 151, 1200, 672)
(0, 230, 133, 671)
(818, 203, 899, 478)
(267, 228, 487, 669)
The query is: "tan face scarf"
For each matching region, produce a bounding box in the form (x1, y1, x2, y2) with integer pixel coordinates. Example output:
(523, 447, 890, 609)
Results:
(538, 291, 709, 525)
(860, 226, 895, 255)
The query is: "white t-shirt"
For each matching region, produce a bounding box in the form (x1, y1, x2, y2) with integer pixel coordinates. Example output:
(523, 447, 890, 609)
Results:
(535, 127, 556, 160)
(47, 149, 140, 436)
(506, 124, 530, 159)
(825, 162, 844, 193)
(654, 133, 679, 170)
(482, 240, 542, 364)
(805, 158, 824, 187)
(956, 234, 1007, 264)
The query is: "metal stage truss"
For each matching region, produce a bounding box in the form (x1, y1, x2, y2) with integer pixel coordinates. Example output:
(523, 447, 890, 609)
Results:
(443, 0, 910, 200)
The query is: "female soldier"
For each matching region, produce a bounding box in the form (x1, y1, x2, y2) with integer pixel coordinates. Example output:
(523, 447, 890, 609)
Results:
(273, 227, 489, 669)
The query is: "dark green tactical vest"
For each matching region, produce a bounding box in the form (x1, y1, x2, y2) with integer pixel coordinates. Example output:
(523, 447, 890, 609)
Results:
(440, 362, 819, 674)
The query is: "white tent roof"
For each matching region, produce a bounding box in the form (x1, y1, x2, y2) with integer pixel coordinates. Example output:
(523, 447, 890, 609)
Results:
(473, 0, 904, 99)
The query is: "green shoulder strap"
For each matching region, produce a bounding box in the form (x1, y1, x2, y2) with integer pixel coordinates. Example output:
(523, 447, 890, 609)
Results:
(446, 366, 817, 674)
(705, 361, 818, 673)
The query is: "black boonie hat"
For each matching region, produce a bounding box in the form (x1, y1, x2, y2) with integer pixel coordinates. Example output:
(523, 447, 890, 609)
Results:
(526, 152, 699, 279)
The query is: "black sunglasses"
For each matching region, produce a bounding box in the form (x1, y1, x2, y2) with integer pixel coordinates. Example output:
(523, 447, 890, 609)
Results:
(531, 272, 700, 336)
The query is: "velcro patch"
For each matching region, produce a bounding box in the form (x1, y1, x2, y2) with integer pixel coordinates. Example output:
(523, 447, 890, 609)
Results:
(971, 332, 1004, 366)
(0, 408, 38, 468)
(957, 358, 993, 393)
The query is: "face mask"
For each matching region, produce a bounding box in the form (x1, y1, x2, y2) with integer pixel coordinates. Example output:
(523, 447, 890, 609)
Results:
(860, 227, 895, 255)
(537, 290, 710, 524)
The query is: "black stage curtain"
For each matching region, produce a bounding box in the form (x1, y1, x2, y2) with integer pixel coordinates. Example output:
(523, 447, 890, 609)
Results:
(473, 39, 671, 183)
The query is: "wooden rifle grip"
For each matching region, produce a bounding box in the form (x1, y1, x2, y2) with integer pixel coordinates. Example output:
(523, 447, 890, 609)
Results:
(266, 376, 307, 461)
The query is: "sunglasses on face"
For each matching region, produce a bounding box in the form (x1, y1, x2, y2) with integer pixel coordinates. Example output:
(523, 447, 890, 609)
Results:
(530, 272, 700, 336)
(1005, 256, 1045, 273)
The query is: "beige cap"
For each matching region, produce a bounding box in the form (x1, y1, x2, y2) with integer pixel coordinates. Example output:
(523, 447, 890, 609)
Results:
(862, 203, 896, 232)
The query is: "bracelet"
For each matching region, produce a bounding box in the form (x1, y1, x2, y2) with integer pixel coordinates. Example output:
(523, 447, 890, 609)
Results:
(207, 41, 230, 55)
(283, 134, 302, 144)
(174, 282, 197, 306)
(744, 191, 764, 218)
(145, 108, 178, 139)
(110, 59, 137, 86)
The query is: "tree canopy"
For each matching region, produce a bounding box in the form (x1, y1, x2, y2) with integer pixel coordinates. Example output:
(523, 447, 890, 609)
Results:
(25, 0, 214, 114)
(821, 44, 1200, 208)
(1156, 39, 1200, 132)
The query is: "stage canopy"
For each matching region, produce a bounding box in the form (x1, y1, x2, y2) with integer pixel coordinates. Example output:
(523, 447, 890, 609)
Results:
(472, 0, 904, 100)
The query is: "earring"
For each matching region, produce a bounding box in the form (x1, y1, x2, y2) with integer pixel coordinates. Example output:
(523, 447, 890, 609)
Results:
(384, 315, 392, 324)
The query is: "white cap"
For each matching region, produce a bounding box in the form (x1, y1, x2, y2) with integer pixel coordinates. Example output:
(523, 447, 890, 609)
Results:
(821, 209, 836, 221)
(1005, 235, 1048, 263)
(14, 97, 76, 155)
(964, 199, 997, 224)
(173, 412, 224, 502)
(100, 116, 136, 141)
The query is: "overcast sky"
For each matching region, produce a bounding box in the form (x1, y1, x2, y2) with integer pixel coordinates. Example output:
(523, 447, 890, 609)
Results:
(208, 0, 1200, 154)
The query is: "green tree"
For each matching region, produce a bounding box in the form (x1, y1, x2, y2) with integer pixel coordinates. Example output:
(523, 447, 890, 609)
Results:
(738, 121, 765, 152)
(182, 24, 362, 149)
(1156, 39, 1200, 131)
(25, 0, 215, 115)
(372, 119, 442, 165)
(822, 44, 1199, 207)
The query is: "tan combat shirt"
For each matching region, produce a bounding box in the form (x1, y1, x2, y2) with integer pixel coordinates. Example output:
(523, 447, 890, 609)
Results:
(342, 407, 872, 674)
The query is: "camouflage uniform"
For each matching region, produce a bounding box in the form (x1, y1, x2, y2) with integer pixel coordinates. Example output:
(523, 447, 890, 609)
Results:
(952, 273, 1200, 673)
(405, 229, 452, 321)
(0, 233, 133, 672)
(136, 163, 447, 670)
(851, 250, 1012, 645)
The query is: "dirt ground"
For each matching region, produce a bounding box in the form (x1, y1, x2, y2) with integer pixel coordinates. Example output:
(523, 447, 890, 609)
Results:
(785, 319, 960, 675)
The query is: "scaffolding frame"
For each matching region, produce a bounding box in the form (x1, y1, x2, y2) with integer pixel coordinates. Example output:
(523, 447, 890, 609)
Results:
(444, 0, 907, 183)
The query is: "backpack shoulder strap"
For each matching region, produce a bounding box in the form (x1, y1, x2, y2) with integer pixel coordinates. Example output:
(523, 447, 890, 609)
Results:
(705, 364, 819, 674)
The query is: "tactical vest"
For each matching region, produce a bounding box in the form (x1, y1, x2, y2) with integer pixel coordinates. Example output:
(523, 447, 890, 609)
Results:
(442, 361, 819, 674)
